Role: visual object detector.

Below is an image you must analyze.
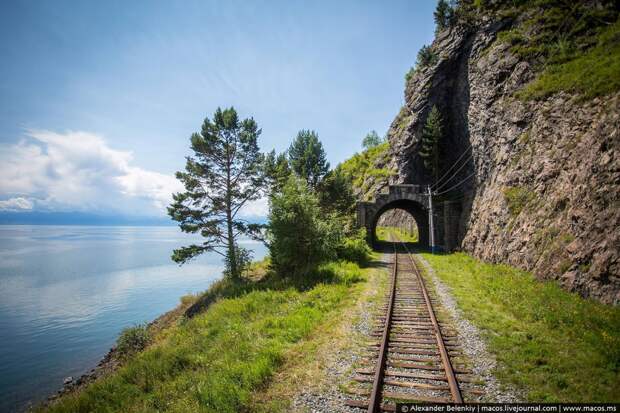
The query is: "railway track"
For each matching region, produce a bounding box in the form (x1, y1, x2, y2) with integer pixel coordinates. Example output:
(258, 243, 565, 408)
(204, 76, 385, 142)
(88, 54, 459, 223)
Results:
(345, 236, 479, 412)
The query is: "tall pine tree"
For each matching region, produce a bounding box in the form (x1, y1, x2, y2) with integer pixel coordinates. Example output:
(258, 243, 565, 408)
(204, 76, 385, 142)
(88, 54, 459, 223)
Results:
(168, 107, 264, 279)
(288, 130, 330, 188)
(419, 105, 443, 183)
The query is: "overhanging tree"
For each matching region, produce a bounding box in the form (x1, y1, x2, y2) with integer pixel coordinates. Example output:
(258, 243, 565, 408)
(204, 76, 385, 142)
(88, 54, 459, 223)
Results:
(288, 129, 330, 188)
(419, 105, 443, 183)
(168, 107, 264, 279)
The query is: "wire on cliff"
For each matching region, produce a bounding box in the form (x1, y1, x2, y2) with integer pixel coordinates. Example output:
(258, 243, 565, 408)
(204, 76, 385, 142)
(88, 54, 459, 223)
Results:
(433, 170, 476, 196)
(431, 145, 473, 192)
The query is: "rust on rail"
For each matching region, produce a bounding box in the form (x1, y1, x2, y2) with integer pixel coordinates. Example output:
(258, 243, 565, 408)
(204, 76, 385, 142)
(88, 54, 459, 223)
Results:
(346, 231, 467, 410)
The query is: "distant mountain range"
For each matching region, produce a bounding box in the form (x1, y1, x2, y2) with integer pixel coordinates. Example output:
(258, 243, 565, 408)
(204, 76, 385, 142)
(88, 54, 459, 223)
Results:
(0, 211, 176, 226)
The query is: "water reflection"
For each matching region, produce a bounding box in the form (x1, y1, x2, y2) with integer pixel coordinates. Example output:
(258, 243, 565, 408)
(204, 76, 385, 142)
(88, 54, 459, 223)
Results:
(0, 225, 267, 412)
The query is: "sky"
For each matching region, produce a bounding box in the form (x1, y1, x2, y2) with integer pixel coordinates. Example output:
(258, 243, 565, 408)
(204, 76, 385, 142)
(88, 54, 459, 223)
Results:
(0, 0, 437, 220)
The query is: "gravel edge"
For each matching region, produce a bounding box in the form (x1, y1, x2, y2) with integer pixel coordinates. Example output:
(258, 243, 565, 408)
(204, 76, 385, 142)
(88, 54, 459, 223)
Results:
(416, 254, 525, 403)
(291, 253, 390, 412)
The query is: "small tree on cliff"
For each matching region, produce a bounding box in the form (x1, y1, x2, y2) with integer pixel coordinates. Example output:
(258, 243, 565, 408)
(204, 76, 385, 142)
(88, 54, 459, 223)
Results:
(168, 107, 264, 279)
(416, 45, 438, 69)
(419, 105, 443, 183)
(362, 130, 382, 149)
(288, 130, 330, 189)
(434, 0, 455, 31)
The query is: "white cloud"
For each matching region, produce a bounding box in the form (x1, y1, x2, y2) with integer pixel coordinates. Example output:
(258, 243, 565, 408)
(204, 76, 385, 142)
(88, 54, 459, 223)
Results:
(239, 197, 269, 218)
(0, 129, 269, 218)
(0, 130, 183, 216)
(0, 197, 34, 211)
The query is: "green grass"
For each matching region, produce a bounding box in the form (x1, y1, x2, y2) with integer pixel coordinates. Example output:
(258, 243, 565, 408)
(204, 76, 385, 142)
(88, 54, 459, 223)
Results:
(339, 142, 395, 197)
(41, 261, 367, 413)
(376, 225, 418, 243)
(419, 252, 620, 402)
(519, 19, 620, 100)
(488, 0, 619, 101)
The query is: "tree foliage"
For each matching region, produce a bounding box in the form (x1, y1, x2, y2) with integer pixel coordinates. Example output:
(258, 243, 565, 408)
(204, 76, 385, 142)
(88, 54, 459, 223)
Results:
(417, 45, 439, 69)
(263, 149, 291, 193)
(267, 177, 340, 277)
(419, 105, 443, 182)
(168, 107, 264, 279)
(434, 0, 455, 31)
(362, 130, 382, 149)
(317, 167, 356, 218)
(288, 130, 330, 188)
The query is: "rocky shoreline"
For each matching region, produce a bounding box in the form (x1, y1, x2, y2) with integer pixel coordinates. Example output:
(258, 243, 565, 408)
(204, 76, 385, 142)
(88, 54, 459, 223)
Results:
(37, 298, 192, 411)
(43, 346, 121, 406)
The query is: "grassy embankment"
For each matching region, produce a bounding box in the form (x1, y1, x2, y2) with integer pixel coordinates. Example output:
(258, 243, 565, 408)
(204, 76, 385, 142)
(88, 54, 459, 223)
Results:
(418, 251, 620, 402)
(41, 256, 386, 413)
(489, 1, 620, 101)
(376, 225, 418, 243)
(339, 141, 395, 199)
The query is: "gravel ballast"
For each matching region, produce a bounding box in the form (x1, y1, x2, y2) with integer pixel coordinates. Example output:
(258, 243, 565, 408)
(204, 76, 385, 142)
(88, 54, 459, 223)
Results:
(416, 254, 524, 402)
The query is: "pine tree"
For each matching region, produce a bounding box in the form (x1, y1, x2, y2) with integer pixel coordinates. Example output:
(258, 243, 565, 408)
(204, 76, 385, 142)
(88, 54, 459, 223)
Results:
(362, 130, 382, 149)
(434, 0, 454, 31)
(416, 45, 438, 69)
(263, 150, 291, 193)
(288, 130, 330, 188)
(168, 107, 264, 279)
(419, 105, 443, 183)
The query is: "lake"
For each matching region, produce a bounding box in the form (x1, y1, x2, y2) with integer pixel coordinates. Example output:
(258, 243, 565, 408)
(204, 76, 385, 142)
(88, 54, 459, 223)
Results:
(0, 225, 267, 412)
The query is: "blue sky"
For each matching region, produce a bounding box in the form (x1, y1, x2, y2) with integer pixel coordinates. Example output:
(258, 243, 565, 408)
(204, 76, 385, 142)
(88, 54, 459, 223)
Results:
(0, 0, 436, 218)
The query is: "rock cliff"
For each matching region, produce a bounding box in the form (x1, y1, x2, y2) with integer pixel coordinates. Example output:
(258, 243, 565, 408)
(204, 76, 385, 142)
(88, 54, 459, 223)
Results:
(377, 1, 620, 304)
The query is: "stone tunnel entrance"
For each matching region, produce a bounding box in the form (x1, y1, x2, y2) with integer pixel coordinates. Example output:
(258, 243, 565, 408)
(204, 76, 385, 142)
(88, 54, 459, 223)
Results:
(357, 184, 462, 251)
(370, 199, 429, 247)
(357, 184, 429, 248)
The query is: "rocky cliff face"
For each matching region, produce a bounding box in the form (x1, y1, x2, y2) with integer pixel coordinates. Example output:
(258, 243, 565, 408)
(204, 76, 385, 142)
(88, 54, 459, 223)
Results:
(381, 5, 620, 304)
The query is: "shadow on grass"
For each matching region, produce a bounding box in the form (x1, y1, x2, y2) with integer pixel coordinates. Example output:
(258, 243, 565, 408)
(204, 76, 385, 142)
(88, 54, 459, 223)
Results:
(185, 257, 375, 318)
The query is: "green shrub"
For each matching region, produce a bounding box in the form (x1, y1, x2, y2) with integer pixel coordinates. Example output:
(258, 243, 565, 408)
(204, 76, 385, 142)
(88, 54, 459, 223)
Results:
(434, 0, 455, 31)
(180, 293, 197, 306)
(405, 66, 416, 84)
(416, 45, 438, 69)
(336, 228, 371, 265)
(316, 261, 365, 286)
(268, 177, 340, 277)
(116, 324, 151, 358)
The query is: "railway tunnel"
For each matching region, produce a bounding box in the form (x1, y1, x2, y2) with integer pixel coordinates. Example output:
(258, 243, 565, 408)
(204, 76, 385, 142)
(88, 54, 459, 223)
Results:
(370, 199, 428, 247)
(357, 184, 462, 251)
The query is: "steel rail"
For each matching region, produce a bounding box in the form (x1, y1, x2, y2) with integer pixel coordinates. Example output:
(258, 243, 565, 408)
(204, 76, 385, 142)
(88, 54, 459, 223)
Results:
(400, 239, 463, 403)
(367, 243, 398, 413)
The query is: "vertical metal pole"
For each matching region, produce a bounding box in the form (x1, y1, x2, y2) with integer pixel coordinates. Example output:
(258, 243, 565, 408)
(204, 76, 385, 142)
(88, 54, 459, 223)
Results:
(428, 185, 435, 253)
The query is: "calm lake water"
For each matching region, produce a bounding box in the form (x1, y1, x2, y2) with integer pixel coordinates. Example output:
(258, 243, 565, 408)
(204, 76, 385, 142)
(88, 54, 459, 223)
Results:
(0, 225, 267, 412)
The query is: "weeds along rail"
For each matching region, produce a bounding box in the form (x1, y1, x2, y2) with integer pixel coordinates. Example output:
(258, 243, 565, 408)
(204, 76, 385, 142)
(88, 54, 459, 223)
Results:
(345, 235, 470, 412)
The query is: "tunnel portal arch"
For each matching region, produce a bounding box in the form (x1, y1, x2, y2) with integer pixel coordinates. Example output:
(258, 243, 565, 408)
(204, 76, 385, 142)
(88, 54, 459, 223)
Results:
(371, 200, 428, 246)
(357, 184, 429, 248)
